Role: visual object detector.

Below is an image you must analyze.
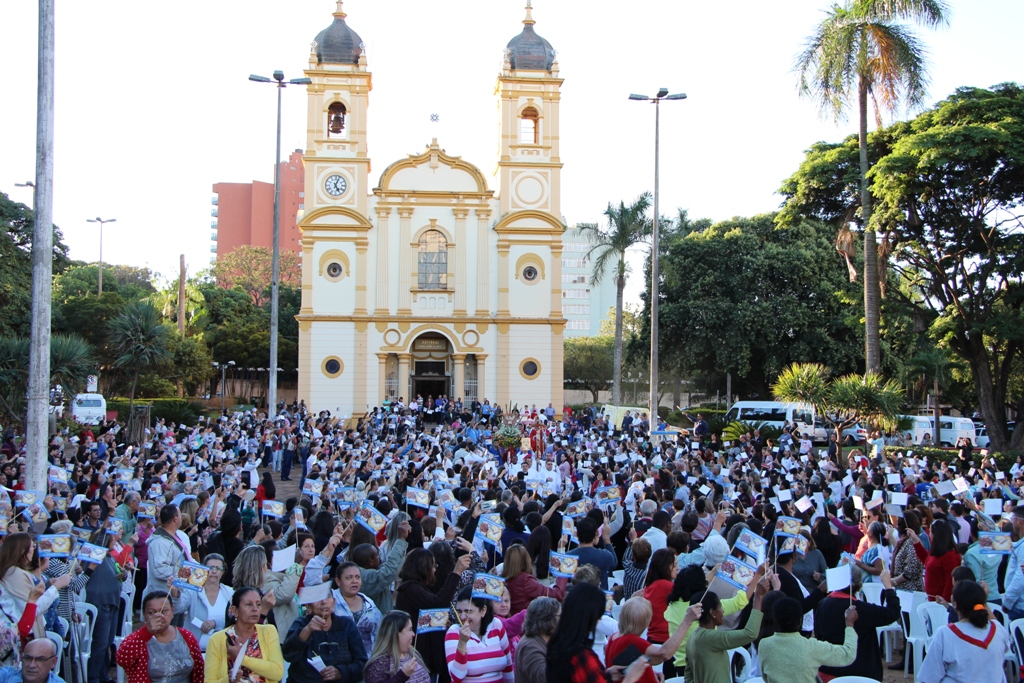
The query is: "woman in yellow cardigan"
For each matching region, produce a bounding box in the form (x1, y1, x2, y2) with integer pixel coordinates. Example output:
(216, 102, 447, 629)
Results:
(207, 587, 285, 683)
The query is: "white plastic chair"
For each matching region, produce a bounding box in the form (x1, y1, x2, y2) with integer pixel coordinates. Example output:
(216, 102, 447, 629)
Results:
(830, 677, 881, 683)
(44, 631, 64, 678)
(989, 602, 1007, 628)
(664, 678, 686, 683)
(860, 583, 884, 605)
(727, 646, 751, 683)
(1008, 618, 1024, 674)
(904, 600, 931, 679)
(74, 601, 98, 677)
(919, 601, 948, 646)
(611, 569, 625, 585)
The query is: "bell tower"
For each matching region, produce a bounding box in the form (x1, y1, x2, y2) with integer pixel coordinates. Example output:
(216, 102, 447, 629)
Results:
(496, 0, 563, 218)
(300, 1, 372, 226)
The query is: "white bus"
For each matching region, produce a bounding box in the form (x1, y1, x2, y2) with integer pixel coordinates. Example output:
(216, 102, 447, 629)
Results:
(724, 401, 816, 439)
(900, 415, 977, 447)
(71, 393, 107, 425)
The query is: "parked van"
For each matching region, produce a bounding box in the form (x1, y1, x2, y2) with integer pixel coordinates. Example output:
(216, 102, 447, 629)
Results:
(900, 414, 977, 447)
(724, 401, 817, 440)
(71, 393, 107, 425)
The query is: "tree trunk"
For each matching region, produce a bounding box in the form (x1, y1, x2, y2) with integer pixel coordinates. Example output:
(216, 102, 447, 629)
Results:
(967, 342, 1010, 452)
(933, 377, 941, 446)
(859, 76, 882, 374)
(674, 378, 682, 410)
(128, 371, 138, 415)
(612, 265, 624, 405)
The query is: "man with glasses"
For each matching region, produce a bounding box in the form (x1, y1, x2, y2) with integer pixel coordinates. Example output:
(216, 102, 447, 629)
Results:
(0, 639, 65, 683)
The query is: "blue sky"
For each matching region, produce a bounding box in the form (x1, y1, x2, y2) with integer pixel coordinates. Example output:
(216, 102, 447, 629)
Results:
(1, 0, 1020, 303)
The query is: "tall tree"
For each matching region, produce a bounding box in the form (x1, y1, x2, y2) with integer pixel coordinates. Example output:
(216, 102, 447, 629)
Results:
(213, 245, 301, 307)
(795, 0, 948, 373)
(578, 193, 651, 405)
(563, 335, 614, 402)
(0, 192, 70, 337)
(108, 301, 172, 413)
(636, 214, 862, 397)
(870, 84, 1024, 451)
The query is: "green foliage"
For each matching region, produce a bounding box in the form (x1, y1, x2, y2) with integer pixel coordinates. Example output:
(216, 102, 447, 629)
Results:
(0, 334, 94, 425)
(53, 263, 156, 302)
(564, 335, 613, 402)
(723, 421, 784, 442)
(645, 214, 862, 396)
(0, 192, 71, 338)
(772, 362, 905, 434)
(882, 445, 1020, 470)
(108, 301, 173, 407)
(52, 291, 126, 369)
(105, 398, 204, 425)
(167, 334, 213, 397)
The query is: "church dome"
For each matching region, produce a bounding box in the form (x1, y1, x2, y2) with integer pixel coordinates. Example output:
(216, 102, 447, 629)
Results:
(313, 2, 363, 65)
(506, 2, 555, 71)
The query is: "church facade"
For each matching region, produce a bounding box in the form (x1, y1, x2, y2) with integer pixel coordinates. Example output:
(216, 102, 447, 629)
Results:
(297, 2, 566, 417)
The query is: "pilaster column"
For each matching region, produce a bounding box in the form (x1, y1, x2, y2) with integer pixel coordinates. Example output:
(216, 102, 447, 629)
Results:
(453, 208, 468, 316)
(374, 207, 392, 316)
(397, 353, 411, 402)
(355, 242, 369, 314)
(475, 208, 491, 317)
(550, 245, 563, 318)
(451, 353, 466, 401)
(497, 242, 510, 317)
(398, 208, 415, 315)
(475, 354, 488, 403)
(376, 353, 389, 406)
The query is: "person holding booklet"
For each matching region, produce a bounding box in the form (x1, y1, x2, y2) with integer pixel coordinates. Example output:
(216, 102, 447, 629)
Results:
(501, 545, 567, 615)
(116, 591, 204, 683)
(169, 552, 234, 652)
(445, 585, 514, 683)
(364, 610, 431, 683)
(282, 592, 368, 683)
(206, 587, 285, 683)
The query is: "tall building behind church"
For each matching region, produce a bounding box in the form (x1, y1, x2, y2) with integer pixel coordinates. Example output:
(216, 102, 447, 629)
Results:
(211, 150, 305, 262)
(296, 1, 568, 417)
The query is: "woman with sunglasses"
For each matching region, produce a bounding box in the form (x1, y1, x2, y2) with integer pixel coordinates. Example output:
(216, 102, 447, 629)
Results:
(169, 553, 234, 651)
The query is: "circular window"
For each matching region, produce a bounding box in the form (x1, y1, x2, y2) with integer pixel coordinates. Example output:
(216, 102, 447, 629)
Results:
(520, 358, 541, 380)
(523, 265, 538, 282)
(322, 356, 344, 378)
(325, 261, 345, 282)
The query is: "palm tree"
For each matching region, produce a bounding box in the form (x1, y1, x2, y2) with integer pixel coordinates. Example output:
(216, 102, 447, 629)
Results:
(108, 301, 172, 413)
(906, 347, 962, 445)
(579, 193, 651, 405)
(795, 0, 948, 373)
(0, 335, 94, 425)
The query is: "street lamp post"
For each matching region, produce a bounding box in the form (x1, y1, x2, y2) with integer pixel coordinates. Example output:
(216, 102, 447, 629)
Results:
(250, 71, 311, 419)
(629, 89, 686, 416)
(211, 360, 236, 412)
(85, 217, 116, 295)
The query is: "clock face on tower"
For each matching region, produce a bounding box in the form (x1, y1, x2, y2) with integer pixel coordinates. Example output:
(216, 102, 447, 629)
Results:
(325, 174, 348, 197)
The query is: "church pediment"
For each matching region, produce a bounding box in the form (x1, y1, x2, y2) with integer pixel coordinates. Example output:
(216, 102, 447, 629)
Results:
(376, 139, 492, 195)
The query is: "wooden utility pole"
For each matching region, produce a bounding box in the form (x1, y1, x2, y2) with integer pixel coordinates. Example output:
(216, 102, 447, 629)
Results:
(178, 254, 186, 335)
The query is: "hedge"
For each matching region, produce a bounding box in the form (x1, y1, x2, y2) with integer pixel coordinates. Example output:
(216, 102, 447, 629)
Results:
(106, 398, 205, 426)
(882, 445, 1021, 471)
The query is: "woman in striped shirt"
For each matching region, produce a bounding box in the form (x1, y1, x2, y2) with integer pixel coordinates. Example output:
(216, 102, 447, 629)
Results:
(445, 586, 513, 683)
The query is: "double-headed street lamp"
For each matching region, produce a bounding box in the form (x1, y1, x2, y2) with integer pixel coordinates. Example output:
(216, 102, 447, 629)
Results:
(85, 217, 116, 295)
(629, 88, 686, 416)
(212, 360, 236, 411)
(249, 71, 311, 418)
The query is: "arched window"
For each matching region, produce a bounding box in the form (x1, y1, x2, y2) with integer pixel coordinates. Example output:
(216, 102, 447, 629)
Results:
(327, 102, 347, 139)
(519, 107, 539, 144)
(417, 230, 448, 290)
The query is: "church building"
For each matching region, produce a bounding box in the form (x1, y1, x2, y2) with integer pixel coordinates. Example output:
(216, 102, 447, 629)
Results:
(296, 2, 567, 417)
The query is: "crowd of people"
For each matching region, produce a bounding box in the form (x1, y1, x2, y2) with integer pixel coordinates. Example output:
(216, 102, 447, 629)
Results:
(0, 396, 1019, 683)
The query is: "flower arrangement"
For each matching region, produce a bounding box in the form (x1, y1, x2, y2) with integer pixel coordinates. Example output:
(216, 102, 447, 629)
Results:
(493, 424, 523, 451)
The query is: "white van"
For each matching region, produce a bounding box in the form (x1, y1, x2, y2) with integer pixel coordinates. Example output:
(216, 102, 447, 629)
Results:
(71, 393, 107, 425)
(901, 415, 977, 447)
(725, 401, 817, 439)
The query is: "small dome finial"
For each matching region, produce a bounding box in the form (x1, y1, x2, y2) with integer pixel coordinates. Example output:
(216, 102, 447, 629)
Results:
(333, 1, 346, 18)
(523, 0, 535, 25)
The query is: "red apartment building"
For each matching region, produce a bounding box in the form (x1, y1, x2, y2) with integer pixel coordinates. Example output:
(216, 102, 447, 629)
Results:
(211, 149, 305, 261)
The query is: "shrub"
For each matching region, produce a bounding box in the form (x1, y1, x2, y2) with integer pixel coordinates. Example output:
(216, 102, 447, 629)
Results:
(882, 445, 1021, 471)
(106, 398, 204, 425)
